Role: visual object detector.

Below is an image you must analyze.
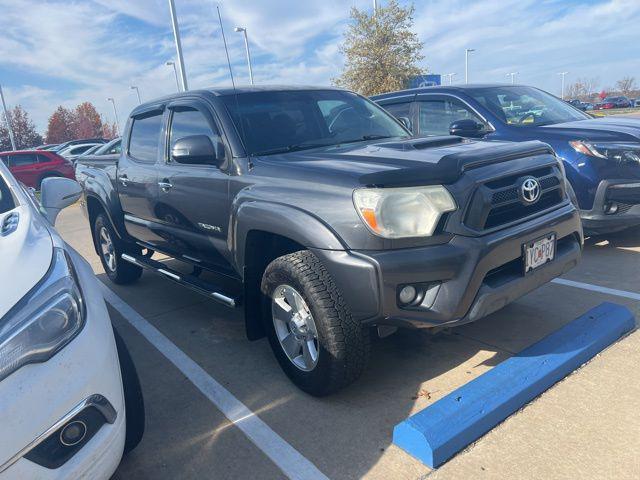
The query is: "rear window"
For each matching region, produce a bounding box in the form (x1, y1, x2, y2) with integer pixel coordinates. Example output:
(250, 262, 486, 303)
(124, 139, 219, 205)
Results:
(129, 113, 163, 163)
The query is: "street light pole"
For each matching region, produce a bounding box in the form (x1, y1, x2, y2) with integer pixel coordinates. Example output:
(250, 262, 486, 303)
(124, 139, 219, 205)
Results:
(558, 71, 569, 99)
(167, 0, 188, 91)
(166, 61, 181, 92)
(507, 72, 518, 84)
(0, 85, 16, 151)
(234, 27, 254, 85)
(465, 48, 475, 84)
(107, 98, 120, 136)
(130, 86, 142, 104)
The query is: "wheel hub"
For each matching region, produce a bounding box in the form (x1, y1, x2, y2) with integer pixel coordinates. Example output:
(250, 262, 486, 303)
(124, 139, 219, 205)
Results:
(272, 284, 319, 372)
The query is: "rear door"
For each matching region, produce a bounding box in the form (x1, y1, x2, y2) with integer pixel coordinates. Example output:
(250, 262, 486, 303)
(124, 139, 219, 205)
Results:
(6, 153, 40, 187)
(117, 108, 164, 244)
(154, 99, 234, 273)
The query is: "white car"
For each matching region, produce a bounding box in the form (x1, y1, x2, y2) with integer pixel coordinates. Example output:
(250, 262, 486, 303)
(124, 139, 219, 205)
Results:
(0, 163, 143, 478)
(57, 143, 102, 161)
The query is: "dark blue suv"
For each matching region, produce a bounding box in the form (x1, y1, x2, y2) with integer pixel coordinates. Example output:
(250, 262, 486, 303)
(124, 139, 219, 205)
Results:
(372, 84, 640, 234)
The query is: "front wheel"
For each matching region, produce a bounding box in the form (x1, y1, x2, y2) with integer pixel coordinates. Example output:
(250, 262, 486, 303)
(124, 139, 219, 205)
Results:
(261, 251, 370, 396)
(93, 213, 142, 284)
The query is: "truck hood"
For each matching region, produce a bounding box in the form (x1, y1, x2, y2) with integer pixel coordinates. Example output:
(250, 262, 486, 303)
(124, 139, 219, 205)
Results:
(258, 137, 554, 187)
(0, 205, 53, 318)
(540, 117, 640, 142)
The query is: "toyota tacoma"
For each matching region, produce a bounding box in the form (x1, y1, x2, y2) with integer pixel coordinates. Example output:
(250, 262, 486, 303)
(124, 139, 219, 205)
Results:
(75, 86, 582, 395)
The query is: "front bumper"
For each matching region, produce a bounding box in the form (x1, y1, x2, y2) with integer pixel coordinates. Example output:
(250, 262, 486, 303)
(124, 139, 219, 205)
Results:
(314, 203, 582, 329)
(581, 179, 640, 233)
(0, 248, 125, 479)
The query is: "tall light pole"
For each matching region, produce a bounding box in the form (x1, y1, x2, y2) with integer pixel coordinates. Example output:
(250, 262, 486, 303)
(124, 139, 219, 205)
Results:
(167, 0, 188, 91)
(107, 98, 120, 136)
(558, 71, 569, 99)
(445, 73, 456, 85)
(506, 72, 518, 85)
(130, 86, 142, 104)
(0, 85, 16, 151)
(234, 27, 254, 85)
(465, 48, 475, 84)
(373, 0, 378, 15)
(165, 61, 181, 92)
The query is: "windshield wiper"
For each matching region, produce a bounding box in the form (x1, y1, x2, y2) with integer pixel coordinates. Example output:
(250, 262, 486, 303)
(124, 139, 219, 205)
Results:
(252, 142, 335, 156)
(338, 134, 395, 145)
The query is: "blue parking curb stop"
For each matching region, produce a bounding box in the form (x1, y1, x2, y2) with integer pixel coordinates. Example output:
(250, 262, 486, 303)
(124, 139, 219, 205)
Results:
(393, 302, 636, 468)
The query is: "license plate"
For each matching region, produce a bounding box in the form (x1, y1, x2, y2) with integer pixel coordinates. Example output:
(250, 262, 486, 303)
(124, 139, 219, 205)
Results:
(524, 234, 556, 273)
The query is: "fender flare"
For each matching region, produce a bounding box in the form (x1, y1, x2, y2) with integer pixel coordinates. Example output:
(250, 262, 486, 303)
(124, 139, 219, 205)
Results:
(232, 201, 347, 272)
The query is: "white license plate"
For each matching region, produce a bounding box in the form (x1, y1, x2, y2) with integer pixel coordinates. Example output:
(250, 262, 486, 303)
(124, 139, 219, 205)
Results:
(524, 234, 556, 273)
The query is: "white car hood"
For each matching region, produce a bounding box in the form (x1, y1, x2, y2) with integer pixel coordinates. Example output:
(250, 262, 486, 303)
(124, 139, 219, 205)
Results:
(0, 205, 53, 318)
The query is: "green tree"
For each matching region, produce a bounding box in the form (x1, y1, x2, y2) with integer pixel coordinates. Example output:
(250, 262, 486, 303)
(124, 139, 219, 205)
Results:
(334, 1, 424, 96)
(0, 105, 43, 150)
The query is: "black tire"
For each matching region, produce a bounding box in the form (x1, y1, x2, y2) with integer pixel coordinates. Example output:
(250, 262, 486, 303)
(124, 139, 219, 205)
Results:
(261, 250, 370, 396)
(93, 213, 142, 284)
(112, 326, 145, 454)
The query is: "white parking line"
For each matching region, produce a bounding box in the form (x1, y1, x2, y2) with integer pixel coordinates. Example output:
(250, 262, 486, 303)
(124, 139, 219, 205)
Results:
(99, 283, 330, 480)
(551, 278, 640, 302)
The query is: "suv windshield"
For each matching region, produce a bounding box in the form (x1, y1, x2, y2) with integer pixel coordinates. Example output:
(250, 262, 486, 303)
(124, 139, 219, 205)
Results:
(467, 86, 590, 127)
(222, 89, 409, 155)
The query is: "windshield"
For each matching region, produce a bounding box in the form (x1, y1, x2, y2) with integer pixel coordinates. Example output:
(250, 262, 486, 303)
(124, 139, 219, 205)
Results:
(222, 89, 410, 156)
(467, 86, 590, 127)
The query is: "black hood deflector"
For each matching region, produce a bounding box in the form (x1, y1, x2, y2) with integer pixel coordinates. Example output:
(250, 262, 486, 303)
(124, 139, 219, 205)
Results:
(359, 140, 554, 187)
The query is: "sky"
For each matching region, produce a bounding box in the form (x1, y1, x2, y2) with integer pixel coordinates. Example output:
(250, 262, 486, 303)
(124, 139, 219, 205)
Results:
(0, 0, 639, 134)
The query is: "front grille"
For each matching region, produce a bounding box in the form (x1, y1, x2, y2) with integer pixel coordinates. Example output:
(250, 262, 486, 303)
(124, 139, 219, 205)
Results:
(464, 165, 565, 231)
(484, 189, 563, 229)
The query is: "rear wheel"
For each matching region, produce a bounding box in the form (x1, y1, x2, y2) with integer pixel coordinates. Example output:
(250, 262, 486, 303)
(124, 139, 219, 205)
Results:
(261, 250, 370, 396)
(93, 213, 142, 284)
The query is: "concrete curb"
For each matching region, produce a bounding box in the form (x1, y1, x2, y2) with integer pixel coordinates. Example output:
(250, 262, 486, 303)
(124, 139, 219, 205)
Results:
(393, 302, 636, 468)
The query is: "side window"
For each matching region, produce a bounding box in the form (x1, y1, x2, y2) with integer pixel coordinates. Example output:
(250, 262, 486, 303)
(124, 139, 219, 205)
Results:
(169, 107, 222, 162)
(418, 99, 484, 136)
(129, 112, 163, 163)
(37, 155, 51, 163)
(9, 154, 38, 167)
(107, 140, 122, 155)
(382, 102, 413, 132)
(1, 155, 8, 166)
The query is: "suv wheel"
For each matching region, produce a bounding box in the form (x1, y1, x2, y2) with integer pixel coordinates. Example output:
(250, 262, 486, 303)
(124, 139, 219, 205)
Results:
(93, 213, 142, 284)
(261, 250, 370, 396)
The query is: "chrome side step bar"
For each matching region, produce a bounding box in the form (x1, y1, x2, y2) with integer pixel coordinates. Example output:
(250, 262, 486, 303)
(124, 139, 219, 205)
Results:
(121, 253, 239, 308)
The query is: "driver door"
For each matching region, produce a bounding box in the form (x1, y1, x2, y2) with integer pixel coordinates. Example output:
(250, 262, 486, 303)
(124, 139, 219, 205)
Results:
(415, 94, 491, 138)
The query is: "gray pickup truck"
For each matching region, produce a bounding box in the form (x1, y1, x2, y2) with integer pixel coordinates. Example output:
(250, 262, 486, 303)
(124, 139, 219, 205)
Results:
(76, 86, 582, 395)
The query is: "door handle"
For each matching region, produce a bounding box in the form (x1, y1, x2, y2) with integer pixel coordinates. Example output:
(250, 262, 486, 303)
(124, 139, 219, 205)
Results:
(118, 175, 128, 186)
(158, 180, 173, 192)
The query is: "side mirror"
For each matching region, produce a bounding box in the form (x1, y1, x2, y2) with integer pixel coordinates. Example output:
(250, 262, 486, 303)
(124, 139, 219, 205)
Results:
(397, 116, 413, 132)
(449, 119, 486, 138)
(171, 135, 221, 165)
(40, 177, 82, 225)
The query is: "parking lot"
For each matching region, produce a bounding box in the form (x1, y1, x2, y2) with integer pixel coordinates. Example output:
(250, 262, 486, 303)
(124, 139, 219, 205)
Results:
(55, 203, 639, 480)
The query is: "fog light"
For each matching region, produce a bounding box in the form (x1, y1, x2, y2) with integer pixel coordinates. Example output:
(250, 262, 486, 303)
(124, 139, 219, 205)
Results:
(604, 202, 618, 215)
(60, 420, 87, 446)
(398, 285, 418, 305)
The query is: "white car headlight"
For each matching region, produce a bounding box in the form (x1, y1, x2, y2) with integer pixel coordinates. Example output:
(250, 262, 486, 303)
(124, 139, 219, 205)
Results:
(0, 248, 85, 382)
(353, 185, 457, 238)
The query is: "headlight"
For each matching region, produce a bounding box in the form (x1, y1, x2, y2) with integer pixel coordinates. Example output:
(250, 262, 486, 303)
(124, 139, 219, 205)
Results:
(0, 248, 85, 382)
(569, 141, 640, 165)
(353, 185, 456, 238)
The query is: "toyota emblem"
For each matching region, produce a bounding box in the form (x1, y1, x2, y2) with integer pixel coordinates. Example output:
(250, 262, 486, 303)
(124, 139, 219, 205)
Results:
(520, 177, 541, 204)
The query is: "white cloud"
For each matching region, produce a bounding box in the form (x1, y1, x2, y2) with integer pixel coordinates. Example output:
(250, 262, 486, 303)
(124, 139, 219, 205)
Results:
(0, 0, 639, 133)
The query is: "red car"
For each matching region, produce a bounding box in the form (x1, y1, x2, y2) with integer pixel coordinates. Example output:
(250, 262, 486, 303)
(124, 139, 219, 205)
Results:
(0, 150, 75, 189)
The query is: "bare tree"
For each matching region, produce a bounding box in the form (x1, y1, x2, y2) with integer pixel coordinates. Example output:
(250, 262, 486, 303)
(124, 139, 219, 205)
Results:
(616, 76, 636, 96)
